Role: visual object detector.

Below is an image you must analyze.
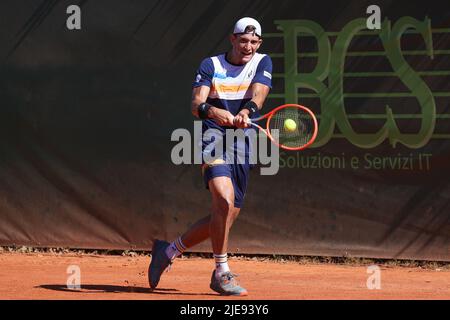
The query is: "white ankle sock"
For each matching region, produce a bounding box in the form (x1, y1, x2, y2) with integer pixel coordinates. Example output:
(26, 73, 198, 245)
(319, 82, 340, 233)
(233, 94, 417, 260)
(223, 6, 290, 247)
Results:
(165, 236, 186, 261)
(214, 253, 230, 279)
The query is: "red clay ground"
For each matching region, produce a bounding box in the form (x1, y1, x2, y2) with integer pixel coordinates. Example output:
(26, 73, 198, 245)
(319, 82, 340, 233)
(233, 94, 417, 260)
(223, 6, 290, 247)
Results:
(0, 252, 449, 300)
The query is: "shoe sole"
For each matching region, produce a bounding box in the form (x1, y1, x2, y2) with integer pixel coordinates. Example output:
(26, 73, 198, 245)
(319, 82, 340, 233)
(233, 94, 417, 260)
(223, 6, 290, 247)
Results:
(210, 284, 248, 296)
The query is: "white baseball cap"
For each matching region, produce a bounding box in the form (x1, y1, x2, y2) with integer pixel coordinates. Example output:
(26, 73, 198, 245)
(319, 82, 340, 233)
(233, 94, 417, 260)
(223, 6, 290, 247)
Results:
(233, 17, 262, 37)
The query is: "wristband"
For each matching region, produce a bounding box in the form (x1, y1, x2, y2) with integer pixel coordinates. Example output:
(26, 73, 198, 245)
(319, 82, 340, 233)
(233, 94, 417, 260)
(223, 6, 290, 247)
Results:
(242, 101, 258, 117)
(197, 102, 212, 119)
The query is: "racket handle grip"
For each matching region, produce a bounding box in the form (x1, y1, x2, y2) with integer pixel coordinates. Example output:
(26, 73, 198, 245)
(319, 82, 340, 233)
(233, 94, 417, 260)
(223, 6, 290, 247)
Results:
(246, 118, 252, 124)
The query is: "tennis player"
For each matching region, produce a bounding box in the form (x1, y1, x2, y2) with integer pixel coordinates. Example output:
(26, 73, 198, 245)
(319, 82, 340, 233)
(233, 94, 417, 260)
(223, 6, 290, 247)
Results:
(149, 17, 272, 296)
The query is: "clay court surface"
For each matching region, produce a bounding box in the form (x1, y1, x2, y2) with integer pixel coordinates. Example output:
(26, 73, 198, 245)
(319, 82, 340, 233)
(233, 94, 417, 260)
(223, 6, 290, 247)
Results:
(0, 252, 448, 300)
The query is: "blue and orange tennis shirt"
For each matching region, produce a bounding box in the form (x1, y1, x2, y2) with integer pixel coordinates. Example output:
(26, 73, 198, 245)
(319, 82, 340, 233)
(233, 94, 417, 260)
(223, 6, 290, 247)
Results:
(193, 52, 273, 122)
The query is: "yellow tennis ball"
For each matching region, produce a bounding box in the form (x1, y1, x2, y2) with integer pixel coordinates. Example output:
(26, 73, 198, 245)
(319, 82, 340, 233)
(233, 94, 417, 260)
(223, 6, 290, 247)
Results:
(284, 118, 297, 132)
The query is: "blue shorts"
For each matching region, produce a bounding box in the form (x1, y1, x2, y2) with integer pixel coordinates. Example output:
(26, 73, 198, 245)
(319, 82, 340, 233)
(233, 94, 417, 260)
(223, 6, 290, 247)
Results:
(200, 120, 255, 208)
(202, 162, 250, 209)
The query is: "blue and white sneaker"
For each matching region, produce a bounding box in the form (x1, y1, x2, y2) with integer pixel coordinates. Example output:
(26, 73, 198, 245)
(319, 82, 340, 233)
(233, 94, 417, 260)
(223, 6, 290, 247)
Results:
(210, 270, 248, 296)
(148, 240, 172, 289)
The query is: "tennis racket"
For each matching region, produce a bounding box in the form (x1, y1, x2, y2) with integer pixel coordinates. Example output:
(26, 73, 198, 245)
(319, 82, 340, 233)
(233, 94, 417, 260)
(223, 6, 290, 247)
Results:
(246, 104, 318, 151)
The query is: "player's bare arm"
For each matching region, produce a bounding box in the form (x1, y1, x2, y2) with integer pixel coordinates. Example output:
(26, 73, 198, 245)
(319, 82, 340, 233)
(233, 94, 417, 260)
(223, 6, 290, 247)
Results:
(191, 86, 235, 126)
(234, 83, 270, 128)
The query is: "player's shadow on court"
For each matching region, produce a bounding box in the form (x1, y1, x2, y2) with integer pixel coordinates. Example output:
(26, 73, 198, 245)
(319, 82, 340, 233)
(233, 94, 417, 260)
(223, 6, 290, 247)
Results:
(38, 284, 216, 296)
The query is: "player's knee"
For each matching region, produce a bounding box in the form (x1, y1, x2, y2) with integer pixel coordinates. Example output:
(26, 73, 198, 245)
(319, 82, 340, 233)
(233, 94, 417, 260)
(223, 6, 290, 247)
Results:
(213, 196, 234, 218)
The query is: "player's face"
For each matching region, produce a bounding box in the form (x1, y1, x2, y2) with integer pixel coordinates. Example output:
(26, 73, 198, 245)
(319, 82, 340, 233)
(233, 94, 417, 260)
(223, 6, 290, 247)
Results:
(229, 33, 262, 65)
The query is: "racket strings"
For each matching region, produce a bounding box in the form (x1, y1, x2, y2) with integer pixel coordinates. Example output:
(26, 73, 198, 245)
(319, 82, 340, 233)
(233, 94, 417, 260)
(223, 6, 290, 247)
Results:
(268, 107, 316, 149)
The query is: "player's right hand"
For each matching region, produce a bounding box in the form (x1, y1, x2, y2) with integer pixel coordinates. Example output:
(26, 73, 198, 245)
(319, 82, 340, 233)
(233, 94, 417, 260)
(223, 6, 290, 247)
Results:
(233, 110, 250, 129)
(211, 108, 235, 127)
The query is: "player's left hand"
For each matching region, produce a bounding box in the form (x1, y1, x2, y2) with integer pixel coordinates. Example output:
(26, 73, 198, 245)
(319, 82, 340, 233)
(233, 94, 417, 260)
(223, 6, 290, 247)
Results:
(233, 110, 250, 128)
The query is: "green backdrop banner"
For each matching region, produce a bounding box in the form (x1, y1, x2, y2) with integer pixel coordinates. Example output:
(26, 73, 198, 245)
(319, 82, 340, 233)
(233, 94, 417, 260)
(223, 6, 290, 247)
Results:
(0, 0, 449, 261)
